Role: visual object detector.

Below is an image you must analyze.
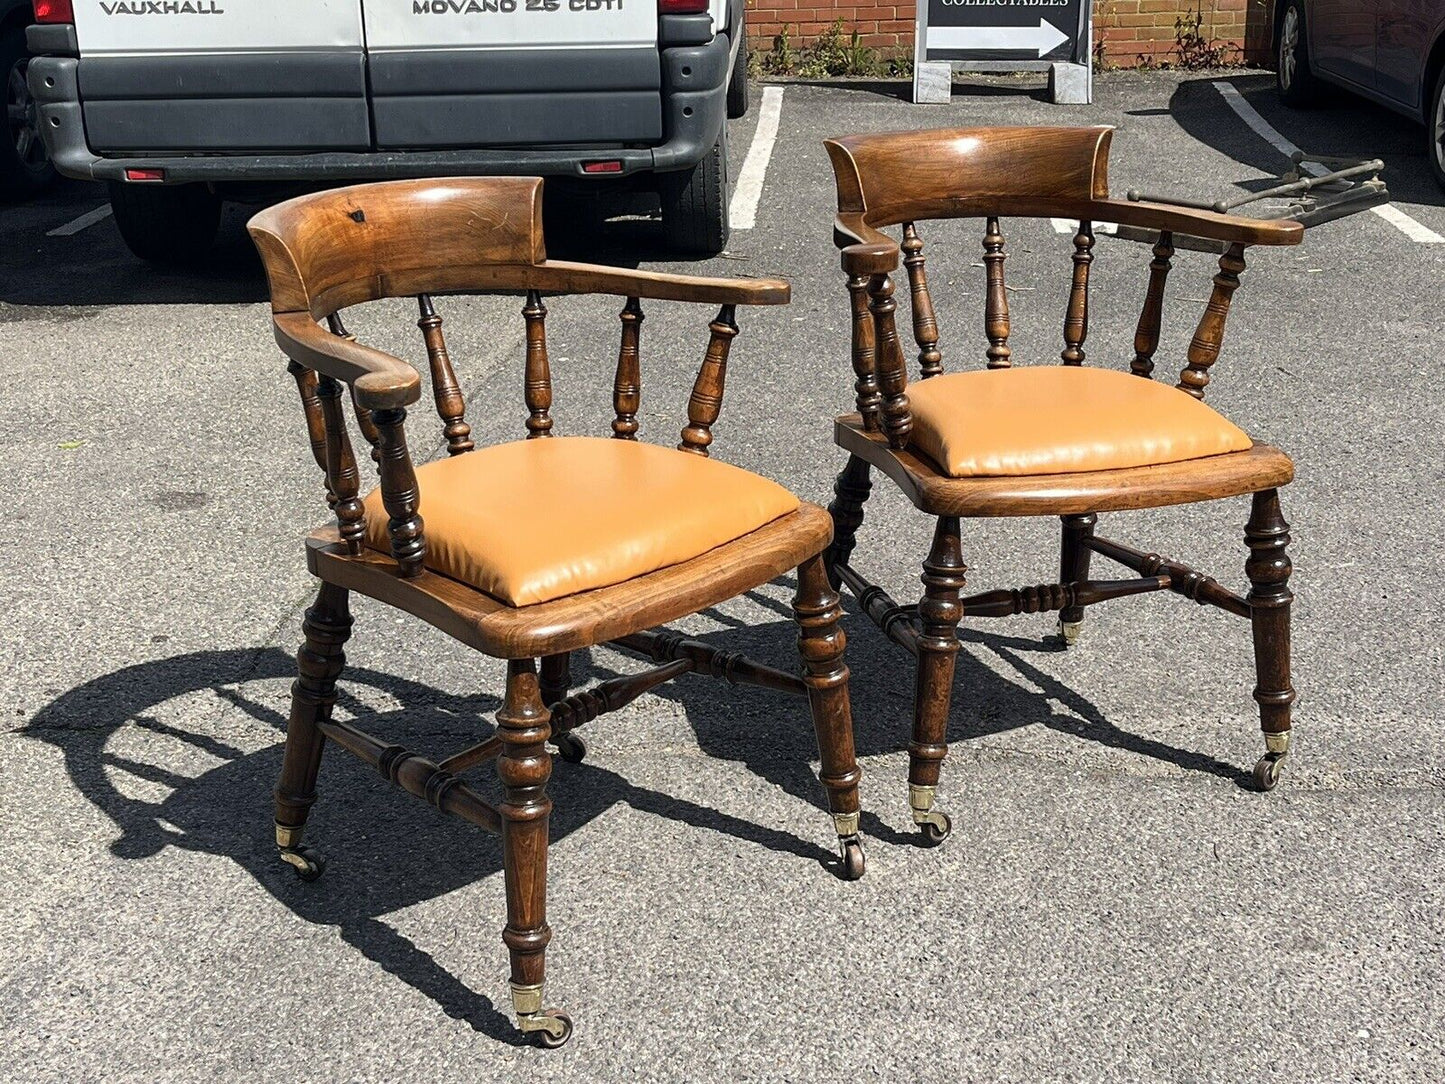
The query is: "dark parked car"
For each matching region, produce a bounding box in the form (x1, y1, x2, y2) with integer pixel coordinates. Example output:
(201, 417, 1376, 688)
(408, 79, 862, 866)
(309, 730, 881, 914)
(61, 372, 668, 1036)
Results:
(1276, 0, 1445, 188)
(1, 0, 53, 197)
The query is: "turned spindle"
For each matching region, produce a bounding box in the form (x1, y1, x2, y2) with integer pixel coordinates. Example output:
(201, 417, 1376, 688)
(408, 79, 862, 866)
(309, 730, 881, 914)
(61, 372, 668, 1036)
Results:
(868, 273, 912, 449)
(846, 273, 882, 430)
(1061, 220, 1094, 365)
(522, 290, 553, 437)
(370, 406, 425, 577)
(983, 216, 1012, 369)
(327, 313, 381, 461)
(417, 295, 474, 455)
(287, 361, 331, 496)
(612, 297, 644, 439)
(902, 222, 942, 379)
(315, 374, 365, 555)
(1178, 243, 1247, 400)
(1131, 231, 1174, 378)
(679, 305, 737, 456)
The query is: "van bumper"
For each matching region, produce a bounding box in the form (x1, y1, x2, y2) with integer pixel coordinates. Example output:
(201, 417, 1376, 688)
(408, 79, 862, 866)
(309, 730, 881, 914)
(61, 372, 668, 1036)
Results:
(27, 28, 728, 184)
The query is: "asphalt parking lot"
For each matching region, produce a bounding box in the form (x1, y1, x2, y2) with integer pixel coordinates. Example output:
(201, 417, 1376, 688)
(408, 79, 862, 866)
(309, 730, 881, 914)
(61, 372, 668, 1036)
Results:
(4, 70, 1444, 1082)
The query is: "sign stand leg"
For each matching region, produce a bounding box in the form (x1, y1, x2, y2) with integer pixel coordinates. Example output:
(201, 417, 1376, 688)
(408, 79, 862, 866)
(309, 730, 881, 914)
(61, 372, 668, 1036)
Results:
(1049, 62, 1090, 104)
(914, 60, 952, 104)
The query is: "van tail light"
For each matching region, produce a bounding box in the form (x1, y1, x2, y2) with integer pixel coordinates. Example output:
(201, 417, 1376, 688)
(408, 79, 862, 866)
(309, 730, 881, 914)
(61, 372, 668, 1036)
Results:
(582, 160, 623, 174)
(33, 0, 75, 23)
(125, 168, 166, 182)
(658, 0, 707, 12)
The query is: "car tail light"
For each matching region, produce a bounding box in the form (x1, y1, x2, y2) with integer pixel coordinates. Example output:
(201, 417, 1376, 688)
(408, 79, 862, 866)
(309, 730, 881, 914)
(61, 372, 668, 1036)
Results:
(125, 168, 166, 182)
(582, 160, 623, 174)
(658, 0, 707, 12)
(33, 0, 74, 23)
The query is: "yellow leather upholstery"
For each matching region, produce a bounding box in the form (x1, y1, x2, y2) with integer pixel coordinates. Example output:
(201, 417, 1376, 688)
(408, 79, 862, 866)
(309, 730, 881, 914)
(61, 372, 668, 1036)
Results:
(362, 436, 800, 607)
(905, 366, 1253, 477)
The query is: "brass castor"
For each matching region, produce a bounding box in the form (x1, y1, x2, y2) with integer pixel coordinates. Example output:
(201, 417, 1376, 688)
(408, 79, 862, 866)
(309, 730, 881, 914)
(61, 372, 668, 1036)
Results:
(1253, 730, 1291, 792)
(512, 983, 573, 1048)
(526, 1010, 574, 1049)
(552, 732, 587, 764)
(919, 811, 952, 847)
(839, 837, 866, 881)
(909, 783, 951, 847)
(1253, 754, 1284, 792)
(280, 845, 326, 882)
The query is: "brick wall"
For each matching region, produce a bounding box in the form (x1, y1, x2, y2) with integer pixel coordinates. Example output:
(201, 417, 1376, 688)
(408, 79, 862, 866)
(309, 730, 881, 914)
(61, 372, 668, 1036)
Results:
(744, 0, 1276, 66)
(1095, 0, 1274, 66)
(746, 0, 918, 53)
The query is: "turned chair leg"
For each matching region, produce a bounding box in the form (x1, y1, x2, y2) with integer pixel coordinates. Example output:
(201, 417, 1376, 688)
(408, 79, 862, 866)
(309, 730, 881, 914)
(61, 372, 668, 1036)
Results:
(540, 652, 585, 764)
(1057, 512, 1097, 646)
(497, 659, 572, 1047)
(1245, 489, 1296, 792)
(274, 581, 351, 881)
(824, 454, 873, 587)
(793, 551, 866, 880)
(910, 516, 965, 846)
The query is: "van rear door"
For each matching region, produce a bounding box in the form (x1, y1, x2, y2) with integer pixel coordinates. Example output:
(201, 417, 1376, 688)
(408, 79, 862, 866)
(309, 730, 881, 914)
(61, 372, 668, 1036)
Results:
(71, 0, 370, 154)
(363, 0, 663, 148)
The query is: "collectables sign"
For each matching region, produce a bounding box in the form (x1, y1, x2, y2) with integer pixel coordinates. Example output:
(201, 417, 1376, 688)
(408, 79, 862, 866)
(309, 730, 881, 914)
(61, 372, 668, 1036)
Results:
(916, 0, 1088, 67)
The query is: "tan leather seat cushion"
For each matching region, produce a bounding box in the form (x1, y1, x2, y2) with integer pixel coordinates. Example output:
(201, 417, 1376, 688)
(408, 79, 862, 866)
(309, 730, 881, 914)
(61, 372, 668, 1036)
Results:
(905, 366, 1253, 477)
(362, 436, 800, 607)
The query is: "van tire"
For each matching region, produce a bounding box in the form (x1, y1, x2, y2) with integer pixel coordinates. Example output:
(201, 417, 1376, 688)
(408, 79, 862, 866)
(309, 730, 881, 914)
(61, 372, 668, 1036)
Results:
(0, 25, 56, 201)
(727, 33, 749, 119)
(659, 134, 729, 256)
(108, 182, 222, 265)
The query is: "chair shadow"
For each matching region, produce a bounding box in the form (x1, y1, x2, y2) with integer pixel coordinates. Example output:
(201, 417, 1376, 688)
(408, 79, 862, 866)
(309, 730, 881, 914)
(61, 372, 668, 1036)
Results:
(22, 646, 834, 1043)
(24, 596, 1248, 1034)
(573, 590, 1251, 850)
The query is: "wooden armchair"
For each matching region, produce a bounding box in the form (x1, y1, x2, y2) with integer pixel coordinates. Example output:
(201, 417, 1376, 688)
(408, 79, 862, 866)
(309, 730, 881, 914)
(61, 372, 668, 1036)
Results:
(247, 177, 864, 1049)
(822, 127, 1305, 844)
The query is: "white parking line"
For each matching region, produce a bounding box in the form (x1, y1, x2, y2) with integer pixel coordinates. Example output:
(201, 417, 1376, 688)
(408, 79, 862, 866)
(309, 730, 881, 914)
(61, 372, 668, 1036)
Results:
(1212, 80, 1444, 244)
(729, 86, 784, 231)
(1051, 218, 1118, 236)
(47, 204, 113, 238)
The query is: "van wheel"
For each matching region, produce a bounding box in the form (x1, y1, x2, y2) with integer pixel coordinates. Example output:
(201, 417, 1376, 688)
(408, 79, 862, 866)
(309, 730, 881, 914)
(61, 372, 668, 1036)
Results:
(108, 182, 222, 265)
(1276, 0, 1323, 107)
(1429, 65, 1445, 191)
(0, 24, 56, 200)
(727, 32, 749, 119)
(659, 134, 729, 257)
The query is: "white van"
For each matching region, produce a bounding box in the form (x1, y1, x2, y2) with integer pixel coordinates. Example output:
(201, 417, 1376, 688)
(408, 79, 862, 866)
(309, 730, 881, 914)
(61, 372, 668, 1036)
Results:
(27, 0, 747, 258)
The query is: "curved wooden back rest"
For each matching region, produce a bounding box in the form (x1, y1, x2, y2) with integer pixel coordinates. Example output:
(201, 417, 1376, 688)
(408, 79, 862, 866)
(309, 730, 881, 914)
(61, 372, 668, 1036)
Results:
(247, 177, 791, 580)
(825, 126, 1112, 230)
(248, 177, 548, 319)
(823, 126, 1304, 450)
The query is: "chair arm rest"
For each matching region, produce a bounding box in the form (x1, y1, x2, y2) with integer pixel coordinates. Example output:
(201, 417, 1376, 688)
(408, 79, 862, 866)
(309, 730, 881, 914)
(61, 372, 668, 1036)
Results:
(834, 214, 900, 275)
(274, 312, 423, 411)
(532, 261, 790, 306)
(1089, 199, 1304, 247)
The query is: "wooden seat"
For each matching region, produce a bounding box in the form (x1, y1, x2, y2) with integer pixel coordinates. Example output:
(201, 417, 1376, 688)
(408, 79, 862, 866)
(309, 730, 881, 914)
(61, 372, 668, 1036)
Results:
(247, 176, 865, 1050)
(310, 503, 833, 659)
(821, 126, 1306, 846)
(836, 417, 1294, 517)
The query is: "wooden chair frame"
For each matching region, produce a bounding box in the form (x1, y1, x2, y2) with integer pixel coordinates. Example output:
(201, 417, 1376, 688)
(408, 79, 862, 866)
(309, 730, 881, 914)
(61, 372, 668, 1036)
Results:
(248, 177, 864, 1049)
(821, 127, 1305, 845)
